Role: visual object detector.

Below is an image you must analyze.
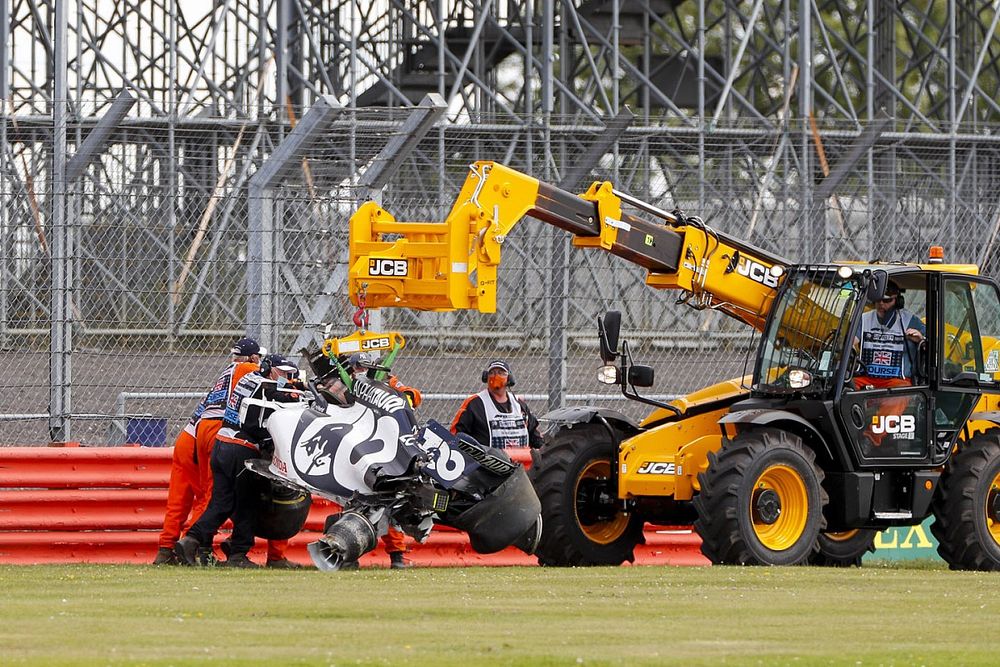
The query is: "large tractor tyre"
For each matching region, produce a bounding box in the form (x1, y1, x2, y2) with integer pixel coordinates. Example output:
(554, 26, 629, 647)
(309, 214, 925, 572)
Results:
(931, 430, 1000, 571)
(528, 424, 644, 566)
(693, 427, 827, 566)
(808, 529, 877, 567)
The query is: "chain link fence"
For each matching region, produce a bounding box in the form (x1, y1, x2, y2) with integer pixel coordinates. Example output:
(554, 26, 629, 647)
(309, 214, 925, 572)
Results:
(3, 104, 1000, 445)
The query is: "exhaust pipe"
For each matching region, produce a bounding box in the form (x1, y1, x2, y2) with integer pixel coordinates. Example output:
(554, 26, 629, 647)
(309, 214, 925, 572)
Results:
(307, 511, 378, 571)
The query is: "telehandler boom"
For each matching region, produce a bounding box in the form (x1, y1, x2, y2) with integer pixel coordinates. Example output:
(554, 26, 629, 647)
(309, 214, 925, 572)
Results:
(349, 161, 1000, 569)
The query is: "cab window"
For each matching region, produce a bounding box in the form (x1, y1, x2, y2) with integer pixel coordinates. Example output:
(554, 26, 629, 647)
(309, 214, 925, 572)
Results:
(941, 278, 1000, 383)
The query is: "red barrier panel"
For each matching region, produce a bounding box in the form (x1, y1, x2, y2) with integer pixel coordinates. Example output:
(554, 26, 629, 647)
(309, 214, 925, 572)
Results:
(0, 446, 708, 567)
(0, 447, 172, 488)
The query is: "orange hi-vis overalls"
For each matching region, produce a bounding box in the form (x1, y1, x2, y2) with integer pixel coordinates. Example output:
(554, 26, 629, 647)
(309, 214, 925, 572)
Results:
(157, 372, 233, 550)
(157, 427, 203, 549)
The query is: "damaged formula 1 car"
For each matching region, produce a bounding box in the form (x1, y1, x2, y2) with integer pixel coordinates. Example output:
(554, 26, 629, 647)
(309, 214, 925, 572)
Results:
(241, 330, 542, 570)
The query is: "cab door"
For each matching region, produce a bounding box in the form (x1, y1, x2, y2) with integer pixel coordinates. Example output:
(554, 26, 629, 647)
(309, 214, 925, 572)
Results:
(933, 276, 1000, 460)
(837, 273, 932, 465)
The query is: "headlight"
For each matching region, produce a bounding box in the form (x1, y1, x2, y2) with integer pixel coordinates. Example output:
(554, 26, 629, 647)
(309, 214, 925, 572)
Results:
(788, 369, 812, 389)
(597, 365, 619, 385)
(836, 265, 854, 279)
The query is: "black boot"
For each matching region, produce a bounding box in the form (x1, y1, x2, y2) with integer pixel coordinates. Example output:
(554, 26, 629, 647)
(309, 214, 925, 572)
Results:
(220, 554, 260, 568)
(153, 547, 178, 565)
(173, 535, 200, 566)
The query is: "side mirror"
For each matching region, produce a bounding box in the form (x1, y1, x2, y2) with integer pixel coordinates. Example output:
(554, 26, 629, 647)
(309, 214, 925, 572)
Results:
(598, 311, 622, 363)
(866, 270, 888, 303)
(627, 365, 654, 388)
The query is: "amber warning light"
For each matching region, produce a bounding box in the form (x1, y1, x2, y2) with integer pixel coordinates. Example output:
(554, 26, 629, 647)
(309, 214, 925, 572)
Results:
(928, 245, 945, 263)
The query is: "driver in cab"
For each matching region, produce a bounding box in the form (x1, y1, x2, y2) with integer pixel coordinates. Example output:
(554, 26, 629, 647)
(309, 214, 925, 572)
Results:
(854, 280, 926, 390)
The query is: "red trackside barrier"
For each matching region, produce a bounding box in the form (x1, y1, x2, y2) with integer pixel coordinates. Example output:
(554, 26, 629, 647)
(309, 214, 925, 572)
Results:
(0, 446, 708, 567)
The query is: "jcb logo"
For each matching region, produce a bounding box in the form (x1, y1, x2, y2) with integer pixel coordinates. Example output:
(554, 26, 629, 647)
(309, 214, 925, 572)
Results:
(636, 461, 676, 475)
(361, 337, 390, 350)
(736, 257, 779, 288)
(368, 258, 408, 277)
(871, 415, 916, 435)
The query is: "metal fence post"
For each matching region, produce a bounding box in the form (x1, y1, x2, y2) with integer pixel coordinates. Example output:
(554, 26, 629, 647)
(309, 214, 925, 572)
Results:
(49, 0, 71, 442)
(0, 0, 9, 351)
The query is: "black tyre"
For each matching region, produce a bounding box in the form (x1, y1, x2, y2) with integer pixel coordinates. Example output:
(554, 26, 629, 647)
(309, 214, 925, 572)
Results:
(931, 430, 1000, 571)
(693, 427, 827, 566)
(808, 529, 877, 567)
(528, 423, 643, 566)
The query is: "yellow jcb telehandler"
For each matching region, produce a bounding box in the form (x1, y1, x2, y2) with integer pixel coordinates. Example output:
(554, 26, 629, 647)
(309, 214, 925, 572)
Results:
(346, 161, 1000, 569)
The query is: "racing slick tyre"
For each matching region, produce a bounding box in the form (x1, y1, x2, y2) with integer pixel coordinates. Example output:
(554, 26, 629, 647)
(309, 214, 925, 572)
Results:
(693, 427, 827, 566)
(931, 430, 1000, 571)
(528, 423, 643, 566)
(808, 529, 877, 567)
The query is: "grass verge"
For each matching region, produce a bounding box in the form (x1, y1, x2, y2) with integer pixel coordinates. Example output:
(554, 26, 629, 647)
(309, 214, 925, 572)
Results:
(2, 561, 999, 666)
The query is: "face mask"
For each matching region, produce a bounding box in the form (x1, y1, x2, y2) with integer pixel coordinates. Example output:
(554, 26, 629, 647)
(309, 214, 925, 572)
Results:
(277, 376, 288, 388)
(487, 374, 508, 391)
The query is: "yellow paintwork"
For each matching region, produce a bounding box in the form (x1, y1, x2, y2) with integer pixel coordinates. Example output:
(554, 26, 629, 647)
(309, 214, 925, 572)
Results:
(348, 163, 543, 312)
(580, 180, 622, 251)
(639, 376, 751, 427)
(839, 260, 980, 275)
(618, 376, 751, 501)
(322, 329, 406, 358)
(348, 161, 779, 327)
(751, 464, 810, 551)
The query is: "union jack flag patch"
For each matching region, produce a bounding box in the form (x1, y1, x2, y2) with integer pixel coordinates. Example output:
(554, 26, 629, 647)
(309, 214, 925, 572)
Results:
(873, 351, 893, 365)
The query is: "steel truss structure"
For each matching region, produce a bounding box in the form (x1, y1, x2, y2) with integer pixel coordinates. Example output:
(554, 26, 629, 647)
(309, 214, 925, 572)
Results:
(4, 0, 1000, 443)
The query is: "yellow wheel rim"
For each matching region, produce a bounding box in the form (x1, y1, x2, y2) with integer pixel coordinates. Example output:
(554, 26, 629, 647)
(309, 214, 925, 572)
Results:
(823, 529, 860, 543)
(574, 459, 629, 545)
(987, 472, 1000, 547)
(750, 464, 809, 552)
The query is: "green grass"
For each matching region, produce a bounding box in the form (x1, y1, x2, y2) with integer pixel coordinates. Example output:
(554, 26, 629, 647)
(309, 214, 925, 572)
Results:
(2, 561, 999, 666)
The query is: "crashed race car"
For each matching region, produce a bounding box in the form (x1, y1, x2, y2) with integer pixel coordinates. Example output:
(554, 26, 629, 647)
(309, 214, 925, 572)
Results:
(240, 329, 543, 570)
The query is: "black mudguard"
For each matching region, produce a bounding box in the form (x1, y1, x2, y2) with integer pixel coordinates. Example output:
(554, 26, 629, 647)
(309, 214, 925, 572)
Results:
(541, 405, 640, 436)
(718, 408, 833, 462)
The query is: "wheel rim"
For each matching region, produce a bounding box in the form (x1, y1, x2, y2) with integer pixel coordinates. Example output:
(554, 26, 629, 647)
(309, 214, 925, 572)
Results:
(823, 529, 860, 542)
(574, 459, 629, 545)
(749, 464, 809, 552)
(987, 471, 1000, 547)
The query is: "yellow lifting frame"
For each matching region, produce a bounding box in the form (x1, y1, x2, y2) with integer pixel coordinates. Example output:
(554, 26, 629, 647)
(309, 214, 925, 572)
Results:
(348, 162, 546, 313)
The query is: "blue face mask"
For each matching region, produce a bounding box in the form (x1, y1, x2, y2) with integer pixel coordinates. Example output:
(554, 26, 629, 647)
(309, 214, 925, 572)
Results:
(276, 376, 288, 388)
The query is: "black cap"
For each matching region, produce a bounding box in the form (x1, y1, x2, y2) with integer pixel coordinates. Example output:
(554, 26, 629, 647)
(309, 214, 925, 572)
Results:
(264, 353, 299, 373)
(231, 337, 262, 356)
(486, 359, 512, 375)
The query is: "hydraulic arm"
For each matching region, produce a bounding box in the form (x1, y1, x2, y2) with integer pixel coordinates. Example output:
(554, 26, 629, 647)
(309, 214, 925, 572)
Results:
(349, 161, 789, 330)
